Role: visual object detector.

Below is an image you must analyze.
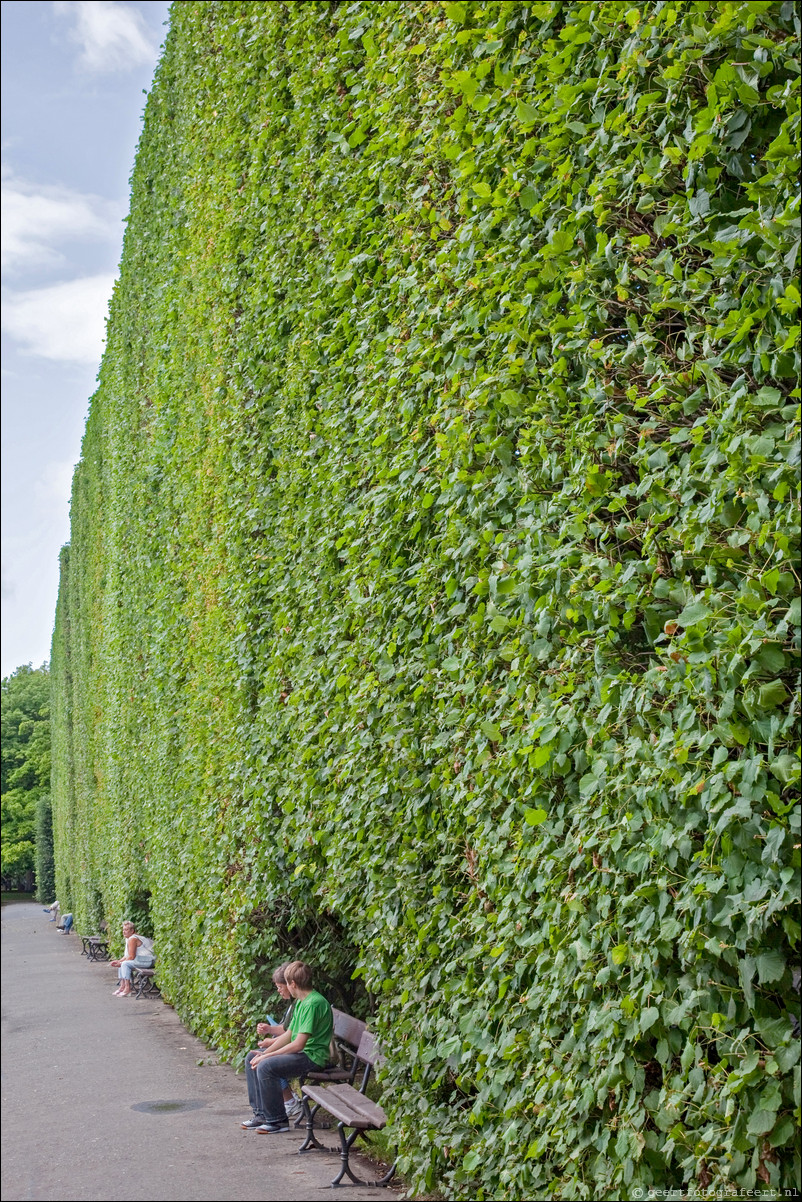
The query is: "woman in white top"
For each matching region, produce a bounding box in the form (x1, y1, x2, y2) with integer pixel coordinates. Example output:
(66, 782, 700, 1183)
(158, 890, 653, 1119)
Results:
(111, 920, 155, 997)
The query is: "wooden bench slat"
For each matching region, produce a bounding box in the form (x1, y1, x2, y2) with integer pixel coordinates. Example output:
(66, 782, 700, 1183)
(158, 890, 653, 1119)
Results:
(302, 1083, 387, 1129)
(305, 1066, 351, 1083)
(331, 1008, 367, 1051)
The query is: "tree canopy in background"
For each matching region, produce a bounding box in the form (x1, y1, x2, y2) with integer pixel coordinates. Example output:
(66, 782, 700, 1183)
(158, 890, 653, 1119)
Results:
(51, 3, 799, 1198)
(1, 664, 52, 895)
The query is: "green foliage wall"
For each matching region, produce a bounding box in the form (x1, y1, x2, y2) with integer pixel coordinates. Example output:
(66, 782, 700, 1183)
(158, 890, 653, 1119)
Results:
(1, 664, 52, 894)
(51, 3, 800, 1197)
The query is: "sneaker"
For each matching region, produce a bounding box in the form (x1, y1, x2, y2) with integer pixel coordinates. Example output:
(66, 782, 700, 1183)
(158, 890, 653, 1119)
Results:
(241, 1116, 266, 1129)
(286, 1098, 303, 1118)
(257, 1120, 290, 1134)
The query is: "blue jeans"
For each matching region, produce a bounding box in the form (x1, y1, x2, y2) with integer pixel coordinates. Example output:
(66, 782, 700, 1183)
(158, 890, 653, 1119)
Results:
(249, 1051, 317, 1123)
(244, 1014, 290, 1119)
(119, 954, 154, 981)
(245, 1049, 286, 1119)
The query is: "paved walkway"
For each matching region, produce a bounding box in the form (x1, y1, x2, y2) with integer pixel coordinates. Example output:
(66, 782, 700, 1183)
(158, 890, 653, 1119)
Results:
(1, 902, 399, 1202)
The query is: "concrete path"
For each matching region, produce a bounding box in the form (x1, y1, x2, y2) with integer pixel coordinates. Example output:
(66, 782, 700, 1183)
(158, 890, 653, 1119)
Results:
(1, 902, 400, 1202)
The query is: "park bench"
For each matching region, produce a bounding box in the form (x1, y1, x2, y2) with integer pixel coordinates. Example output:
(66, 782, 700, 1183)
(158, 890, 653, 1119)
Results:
(79, 920, 109, 960)
(81, 935, 110, 961)
(299, 1029, 395, 1188)
(131, 965, 160, 999)
(290, 1008, 367, 1128)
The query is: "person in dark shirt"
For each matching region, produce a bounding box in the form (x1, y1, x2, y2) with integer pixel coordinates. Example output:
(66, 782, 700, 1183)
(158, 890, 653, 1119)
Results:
(244, 960, 333, 1134)
(241, 963, 301, 1127)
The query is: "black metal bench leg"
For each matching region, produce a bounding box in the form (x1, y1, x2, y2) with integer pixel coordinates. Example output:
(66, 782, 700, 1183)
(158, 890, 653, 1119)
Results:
(373, 1159, 397, 1187)
(330, 1125, 365, 1188)
(298, 1100, 328, 1154)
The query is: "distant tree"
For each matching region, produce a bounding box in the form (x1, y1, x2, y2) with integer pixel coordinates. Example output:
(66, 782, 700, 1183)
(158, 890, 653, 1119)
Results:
(1, 664, 51, 894)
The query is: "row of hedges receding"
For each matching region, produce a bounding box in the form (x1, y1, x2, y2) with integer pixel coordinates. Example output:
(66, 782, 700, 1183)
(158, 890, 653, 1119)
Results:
(51, 3, 800, 1198)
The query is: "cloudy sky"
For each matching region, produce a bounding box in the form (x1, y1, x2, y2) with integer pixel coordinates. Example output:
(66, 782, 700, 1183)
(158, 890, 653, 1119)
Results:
(1, 0, 171, 677)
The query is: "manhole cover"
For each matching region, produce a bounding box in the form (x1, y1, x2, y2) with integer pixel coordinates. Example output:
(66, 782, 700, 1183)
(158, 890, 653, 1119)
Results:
(131, 1099, 207, 1114)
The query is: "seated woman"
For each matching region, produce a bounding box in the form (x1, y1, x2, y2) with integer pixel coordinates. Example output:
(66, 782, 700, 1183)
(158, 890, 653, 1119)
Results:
(110, 920, 155, 997)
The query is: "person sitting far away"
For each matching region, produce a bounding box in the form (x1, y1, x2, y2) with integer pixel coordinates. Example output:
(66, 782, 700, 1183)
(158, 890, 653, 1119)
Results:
(44, 899, 60, 924)
(244, 959, 333, 1134)
(241, 963, 303, 1126)
(110, 920, 155, 997)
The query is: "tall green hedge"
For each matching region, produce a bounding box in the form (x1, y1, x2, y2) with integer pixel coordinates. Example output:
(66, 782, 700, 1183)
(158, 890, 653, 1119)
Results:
(51, 3, 800, 1197)
(1, 664, 52, 894)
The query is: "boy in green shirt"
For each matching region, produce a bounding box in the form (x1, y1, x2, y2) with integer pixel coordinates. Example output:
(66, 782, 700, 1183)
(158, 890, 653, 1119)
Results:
(246, 960, 333, 1133)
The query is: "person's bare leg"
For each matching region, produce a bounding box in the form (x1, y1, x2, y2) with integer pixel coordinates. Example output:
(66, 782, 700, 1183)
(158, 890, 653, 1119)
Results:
(116, 970, 133, 996)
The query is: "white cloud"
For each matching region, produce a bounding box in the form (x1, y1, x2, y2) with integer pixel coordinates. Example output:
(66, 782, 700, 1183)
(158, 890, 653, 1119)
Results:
(33, 460, 75, 511)
(1, 274, 115, 364)
(1, 172, 122, 274)
(54, 1, 158, 73)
